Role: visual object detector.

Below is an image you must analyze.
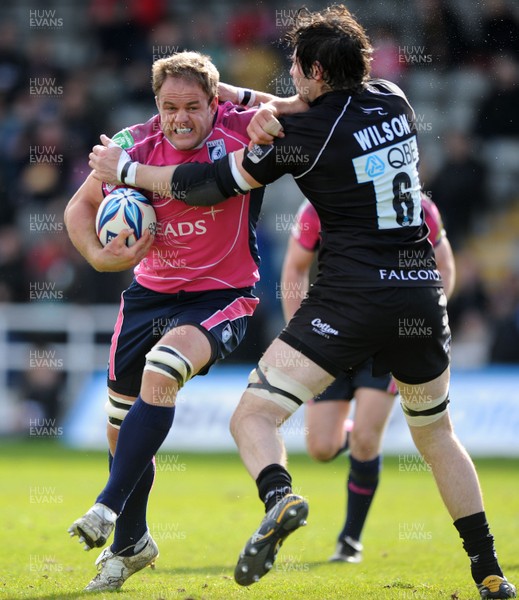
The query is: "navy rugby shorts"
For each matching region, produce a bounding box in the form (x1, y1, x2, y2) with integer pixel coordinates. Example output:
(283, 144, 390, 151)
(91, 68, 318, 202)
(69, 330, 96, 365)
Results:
(108, 280, 258, 396)
(313, 357, 396, 403)
(280, 286, 450, 385)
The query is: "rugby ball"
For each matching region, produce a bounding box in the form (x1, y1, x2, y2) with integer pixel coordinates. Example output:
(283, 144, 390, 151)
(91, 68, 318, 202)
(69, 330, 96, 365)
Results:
(96, 188, 156, 247)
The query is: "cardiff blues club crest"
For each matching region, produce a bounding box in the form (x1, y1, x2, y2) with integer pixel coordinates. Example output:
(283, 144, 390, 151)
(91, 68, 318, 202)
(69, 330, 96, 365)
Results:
(221, 323, 232, 343)
(207, 139, 226, 162)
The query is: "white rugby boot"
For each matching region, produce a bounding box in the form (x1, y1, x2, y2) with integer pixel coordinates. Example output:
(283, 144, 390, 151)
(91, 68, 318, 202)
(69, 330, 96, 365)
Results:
(85, 532, 159, 591)
(68, 503, 117, 550)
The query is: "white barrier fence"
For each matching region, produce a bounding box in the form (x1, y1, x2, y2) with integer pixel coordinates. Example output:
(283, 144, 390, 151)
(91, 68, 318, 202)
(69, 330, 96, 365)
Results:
(1, 304, 518, 455)
(0, 303, 119, 435)
(64, 364, 519, 456)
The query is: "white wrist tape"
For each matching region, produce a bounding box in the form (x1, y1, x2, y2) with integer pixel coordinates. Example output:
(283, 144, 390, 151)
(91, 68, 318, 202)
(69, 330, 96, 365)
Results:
(121, 161, 137, 186)
(229, 153, 252, 192)
(237, 88, 257, 107)
(115, 147, 137, 186)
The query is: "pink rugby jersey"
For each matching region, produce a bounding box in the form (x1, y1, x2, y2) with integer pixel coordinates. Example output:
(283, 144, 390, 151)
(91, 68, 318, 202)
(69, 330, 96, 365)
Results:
(290, 199, 321, 252)
(292, 194, 445, 251)
(420, 196, 446, 248)
(102, 102, 263, 294)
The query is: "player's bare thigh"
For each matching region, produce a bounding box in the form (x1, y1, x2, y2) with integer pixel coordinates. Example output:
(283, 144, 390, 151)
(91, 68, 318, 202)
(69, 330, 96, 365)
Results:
(107, 324, 213, 449)
(393, 367, 452, 455)
(141, 324, 213, 406)
(393, 367, 450, 413)
(263, 339, 334, 394)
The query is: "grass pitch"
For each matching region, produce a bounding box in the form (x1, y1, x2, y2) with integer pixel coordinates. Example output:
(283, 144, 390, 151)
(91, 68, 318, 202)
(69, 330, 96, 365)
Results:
(1, 440, 518, 600)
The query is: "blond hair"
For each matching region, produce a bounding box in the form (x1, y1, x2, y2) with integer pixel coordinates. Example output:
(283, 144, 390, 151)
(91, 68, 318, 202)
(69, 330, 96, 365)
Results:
(152, 51, 219, 101)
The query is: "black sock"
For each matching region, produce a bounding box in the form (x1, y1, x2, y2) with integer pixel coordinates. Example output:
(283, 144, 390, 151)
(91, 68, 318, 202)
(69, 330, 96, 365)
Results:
(454, 512, 503, 584)
(256, 464, 292, 512)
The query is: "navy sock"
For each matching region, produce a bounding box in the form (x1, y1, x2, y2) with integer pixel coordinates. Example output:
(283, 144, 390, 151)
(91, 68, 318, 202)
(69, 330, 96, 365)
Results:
(339, 454, 380, 542)
(97, 396, 174, 515)
(256, 464, 292, 512)
(454, 512, 503, 584)
(108, 452, 155, 556)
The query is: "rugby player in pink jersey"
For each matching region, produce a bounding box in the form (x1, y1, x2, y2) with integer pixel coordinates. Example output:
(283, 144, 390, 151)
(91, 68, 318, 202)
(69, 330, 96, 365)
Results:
(281, 194, 455, 563)
(64, 51, 304, 592)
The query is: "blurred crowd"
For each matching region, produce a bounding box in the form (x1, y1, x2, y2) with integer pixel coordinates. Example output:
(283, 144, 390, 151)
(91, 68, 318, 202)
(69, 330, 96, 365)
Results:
(1, 0, 519, 419)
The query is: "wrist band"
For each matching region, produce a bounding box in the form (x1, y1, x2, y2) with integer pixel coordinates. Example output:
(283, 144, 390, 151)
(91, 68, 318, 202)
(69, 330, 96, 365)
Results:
(120, 160, 132, 184)
(116, 147, 136, 185)
(120, 161, 137, 186)
(242, 90, 252, 105)
(237, 88, 256, 107)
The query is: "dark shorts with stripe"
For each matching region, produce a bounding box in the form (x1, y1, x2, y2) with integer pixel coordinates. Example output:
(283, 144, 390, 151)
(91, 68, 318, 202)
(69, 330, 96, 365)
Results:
(314, 357, 395, 403)
(108, 280, 258, 397)
(280, 285, 450, 385)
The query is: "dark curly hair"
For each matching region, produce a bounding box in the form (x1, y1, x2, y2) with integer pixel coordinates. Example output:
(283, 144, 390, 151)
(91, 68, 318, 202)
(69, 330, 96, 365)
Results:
(286, 5, 373, 93)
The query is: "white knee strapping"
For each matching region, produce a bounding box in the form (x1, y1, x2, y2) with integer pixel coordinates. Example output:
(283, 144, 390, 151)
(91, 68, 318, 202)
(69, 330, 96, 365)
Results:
(247, 359, 314, 414)
(400, 390, 450, 427)
(105, 393, 134, 429)
(144, 344, 193, 389)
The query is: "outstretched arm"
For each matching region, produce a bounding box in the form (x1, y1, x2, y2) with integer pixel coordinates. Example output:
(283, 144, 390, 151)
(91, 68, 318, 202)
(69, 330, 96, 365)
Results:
(217, 82, 308, 117)
(89, 137, 262, 204)
(218, 82, 277, 106)
(218, 82, 308, 145)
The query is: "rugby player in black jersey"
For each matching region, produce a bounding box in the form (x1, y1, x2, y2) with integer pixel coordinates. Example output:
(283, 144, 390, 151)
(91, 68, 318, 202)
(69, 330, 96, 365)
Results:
(88, 6, 515, 598)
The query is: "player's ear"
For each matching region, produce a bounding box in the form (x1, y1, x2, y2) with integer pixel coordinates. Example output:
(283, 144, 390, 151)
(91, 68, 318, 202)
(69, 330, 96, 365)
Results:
(155, 95, 159, 111)
(312, 61, 324, 80)
(209, 95, 218, 113)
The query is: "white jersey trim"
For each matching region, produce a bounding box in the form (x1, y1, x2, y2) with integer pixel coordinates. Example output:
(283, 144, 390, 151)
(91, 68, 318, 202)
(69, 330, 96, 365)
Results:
(135, 273, 257, 289)
(367, 79, 416, 124)
(294, 97, 352, 180)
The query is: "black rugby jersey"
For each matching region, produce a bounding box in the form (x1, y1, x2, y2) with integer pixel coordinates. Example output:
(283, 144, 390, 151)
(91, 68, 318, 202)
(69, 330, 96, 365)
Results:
(243, 79, 442, 289)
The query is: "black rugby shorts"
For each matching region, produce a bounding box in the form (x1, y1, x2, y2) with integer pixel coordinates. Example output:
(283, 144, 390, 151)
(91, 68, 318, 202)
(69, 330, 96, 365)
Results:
(280, 286, 450, 385)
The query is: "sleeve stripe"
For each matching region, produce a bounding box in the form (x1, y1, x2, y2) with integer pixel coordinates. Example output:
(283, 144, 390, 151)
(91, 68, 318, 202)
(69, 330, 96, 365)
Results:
(294, 97, 352, 180)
